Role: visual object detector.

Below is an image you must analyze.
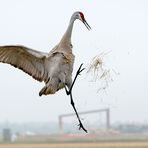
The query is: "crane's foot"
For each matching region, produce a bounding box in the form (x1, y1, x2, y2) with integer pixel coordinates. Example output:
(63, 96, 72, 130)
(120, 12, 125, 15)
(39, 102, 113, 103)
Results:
(76, 63, 85, 76)
(78, 122, 88, 133)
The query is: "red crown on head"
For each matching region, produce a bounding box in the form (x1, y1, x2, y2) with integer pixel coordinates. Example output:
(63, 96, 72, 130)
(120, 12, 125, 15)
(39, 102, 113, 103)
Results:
(79, 12, 84, 20)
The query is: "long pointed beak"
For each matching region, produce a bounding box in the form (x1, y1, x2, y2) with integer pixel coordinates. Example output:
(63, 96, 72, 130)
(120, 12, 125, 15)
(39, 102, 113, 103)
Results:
(83, 19, 91, 30)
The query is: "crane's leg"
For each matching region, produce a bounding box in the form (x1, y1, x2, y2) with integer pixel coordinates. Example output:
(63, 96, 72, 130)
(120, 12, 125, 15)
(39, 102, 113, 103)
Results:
(70, 92, 87, 133)
(65, 63, 85, 95)
(65, 64, 87, 133)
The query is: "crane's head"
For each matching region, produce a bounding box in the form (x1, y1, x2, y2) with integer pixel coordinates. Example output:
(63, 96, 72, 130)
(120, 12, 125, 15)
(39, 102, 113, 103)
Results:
(73, 11, 91, 30)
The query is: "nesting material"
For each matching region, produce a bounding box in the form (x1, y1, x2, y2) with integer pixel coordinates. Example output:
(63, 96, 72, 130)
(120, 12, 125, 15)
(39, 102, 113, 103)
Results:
(86, 52, 113, 92)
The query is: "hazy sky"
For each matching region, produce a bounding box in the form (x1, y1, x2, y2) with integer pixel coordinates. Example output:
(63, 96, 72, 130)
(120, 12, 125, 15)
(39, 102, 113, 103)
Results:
(0, 0, 148, 125)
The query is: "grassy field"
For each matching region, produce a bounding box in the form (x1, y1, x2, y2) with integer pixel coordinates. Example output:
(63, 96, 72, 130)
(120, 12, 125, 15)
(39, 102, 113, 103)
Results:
(1, 142, 148, 148)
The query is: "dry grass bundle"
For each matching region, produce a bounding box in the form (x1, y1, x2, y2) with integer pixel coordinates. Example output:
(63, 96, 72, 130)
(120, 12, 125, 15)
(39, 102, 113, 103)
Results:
(86, 51, 114, 92)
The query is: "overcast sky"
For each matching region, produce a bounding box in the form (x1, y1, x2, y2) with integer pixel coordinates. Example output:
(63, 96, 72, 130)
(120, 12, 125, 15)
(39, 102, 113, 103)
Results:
(0, 0, 148, 125)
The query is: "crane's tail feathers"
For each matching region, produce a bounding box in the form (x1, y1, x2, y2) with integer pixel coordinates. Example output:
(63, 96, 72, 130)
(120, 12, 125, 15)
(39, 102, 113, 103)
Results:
(39, 86, 56, 96)
(39, 86, 47, 96)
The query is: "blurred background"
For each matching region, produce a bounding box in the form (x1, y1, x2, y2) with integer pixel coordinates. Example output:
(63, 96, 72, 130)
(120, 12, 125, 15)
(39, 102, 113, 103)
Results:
(0, 0, 148, 145)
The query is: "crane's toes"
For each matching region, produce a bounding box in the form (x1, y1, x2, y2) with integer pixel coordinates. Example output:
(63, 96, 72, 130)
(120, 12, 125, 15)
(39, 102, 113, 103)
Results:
(78, 123, 88, 133)
(79, 68, 85, 74)
(77, 63, 83, 72)
(79, 63, 83, 68)
(77, 64, 85, 75)
(77, 68, 85, 76)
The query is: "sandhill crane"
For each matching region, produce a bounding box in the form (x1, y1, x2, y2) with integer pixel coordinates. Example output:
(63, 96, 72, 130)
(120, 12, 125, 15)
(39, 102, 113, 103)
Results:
(0, 11, 91, 132)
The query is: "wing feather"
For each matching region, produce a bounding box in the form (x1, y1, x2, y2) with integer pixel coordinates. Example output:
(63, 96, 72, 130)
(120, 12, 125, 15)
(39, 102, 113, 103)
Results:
(0, 45, 48, 82)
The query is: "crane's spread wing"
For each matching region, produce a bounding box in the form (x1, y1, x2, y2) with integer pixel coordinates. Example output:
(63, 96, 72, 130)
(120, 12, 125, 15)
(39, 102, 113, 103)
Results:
(0, 45, 48, 82)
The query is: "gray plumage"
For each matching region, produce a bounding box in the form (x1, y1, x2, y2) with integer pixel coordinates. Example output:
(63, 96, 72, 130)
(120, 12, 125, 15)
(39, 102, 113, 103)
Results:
(0, 11, 91, 96)
(0, 11, 91, 132)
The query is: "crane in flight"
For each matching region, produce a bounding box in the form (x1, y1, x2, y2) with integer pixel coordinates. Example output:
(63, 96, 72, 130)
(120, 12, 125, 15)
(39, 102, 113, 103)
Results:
(0, 11, 91, 132)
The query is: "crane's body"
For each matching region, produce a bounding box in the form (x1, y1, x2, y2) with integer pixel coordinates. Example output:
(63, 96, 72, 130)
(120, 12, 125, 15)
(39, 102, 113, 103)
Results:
(0, 11, 91, 132)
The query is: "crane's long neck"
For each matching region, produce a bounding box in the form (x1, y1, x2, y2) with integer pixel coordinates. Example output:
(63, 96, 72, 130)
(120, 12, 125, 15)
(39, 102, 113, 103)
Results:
(59, 17, 75, 45)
